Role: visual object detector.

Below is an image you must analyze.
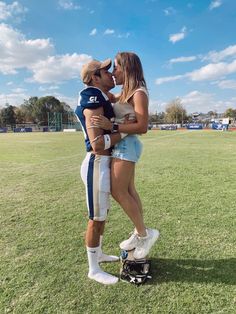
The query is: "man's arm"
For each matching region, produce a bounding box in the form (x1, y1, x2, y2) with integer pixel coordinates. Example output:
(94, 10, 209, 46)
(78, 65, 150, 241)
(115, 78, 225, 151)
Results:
(90, 91, 148, 134)
(84, 107, 123, 154)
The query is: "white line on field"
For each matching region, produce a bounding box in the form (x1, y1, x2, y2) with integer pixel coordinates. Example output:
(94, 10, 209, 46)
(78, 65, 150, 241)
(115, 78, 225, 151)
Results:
(146, 130, 198, 141)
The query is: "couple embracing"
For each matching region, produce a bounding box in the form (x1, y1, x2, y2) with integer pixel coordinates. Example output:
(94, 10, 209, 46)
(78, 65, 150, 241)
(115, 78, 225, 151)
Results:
(75, 52, 159, 285)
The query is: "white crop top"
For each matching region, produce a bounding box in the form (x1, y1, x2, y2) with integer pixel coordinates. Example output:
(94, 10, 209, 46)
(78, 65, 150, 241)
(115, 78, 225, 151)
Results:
(113, 87, 148, 124)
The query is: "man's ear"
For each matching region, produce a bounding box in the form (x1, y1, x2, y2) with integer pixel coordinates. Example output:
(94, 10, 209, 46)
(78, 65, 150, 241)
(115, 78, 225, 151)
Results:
(91, 74, 100, 84)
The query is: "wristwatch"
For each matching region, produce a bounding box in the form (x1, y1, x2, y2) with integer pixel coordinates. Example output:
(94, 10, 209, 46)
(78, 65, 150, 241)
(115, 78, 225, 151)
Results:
(111, 122, 119, 133)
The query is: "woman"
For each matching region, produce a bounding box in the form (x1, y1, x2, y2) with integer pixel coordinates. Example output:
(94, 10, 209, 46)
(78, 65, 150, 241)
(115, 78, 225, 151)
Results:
(91, 52, 159, 259)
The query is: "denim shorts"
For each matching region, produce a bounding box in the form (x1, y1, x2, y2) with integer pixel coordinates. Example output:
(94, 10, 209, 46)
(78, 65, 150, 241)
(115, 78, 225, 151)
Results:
(112, 135, 143, 163)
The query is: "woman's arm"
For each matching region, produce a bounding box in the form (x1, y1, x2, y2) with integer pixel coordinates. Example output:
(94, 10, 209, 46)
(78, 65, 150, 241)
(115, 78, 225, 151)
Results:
(118, 91, 148, 134)
(91, 90, 148, 134)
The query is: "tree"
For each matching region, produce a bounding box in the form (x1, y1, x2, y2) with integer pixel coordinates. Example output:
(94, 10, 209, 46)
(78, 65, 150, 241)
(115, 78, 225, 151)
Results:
(0, 105, 16, 127)
(34, 96, 62, 125)
(14, 107, 25, 124)
(0, 96, 74, 127)
(20, 96, 67, 125)
(20, 97, 39, 123)
(165, 98, 187, 124)
(223, 108, 236, 120)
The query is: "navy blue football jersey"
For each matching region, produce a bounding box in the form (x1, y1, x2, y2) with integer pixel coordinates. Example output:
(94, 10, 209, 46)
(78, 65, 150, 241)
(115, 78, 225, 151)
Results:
(75, 87, 115, 152)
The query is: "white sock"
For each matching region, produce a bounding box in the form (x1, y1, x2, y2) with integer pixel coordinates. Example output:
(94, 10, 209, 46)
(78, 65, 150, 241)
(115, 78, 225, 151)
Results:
(86, 246, 118, 285)
(88, 270, 118, 285)
(98, 235, 103, 256)
(87, 246, 100, 273)
(97, 236, 119, 263)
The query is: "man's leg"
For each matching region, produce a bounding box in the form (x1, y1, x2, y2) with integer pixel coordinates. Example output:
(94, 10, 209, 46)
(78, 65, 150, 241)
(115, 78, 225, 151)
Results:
(86, 219, 118, 285)
(97, 224, 119, 263)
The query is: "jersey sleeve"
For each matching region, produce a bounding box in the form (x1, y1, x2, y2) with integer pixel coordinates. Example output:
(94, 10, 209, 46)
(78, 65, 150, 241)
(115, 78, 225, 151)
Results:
(79, 87, 106, 110)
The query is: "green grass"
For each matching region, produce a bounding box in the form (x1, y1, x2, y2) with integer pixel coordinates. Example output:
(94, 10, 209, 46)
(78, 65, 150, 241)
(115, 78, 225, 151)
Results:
(0, 131, 236, 314)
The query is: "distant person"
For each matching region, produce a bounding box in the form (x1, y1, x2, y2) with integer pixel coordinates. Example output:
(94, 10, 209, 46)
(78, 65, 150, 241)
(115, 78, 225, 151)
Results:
(91, 52, 159, 260)
(75, 59, 127, 285)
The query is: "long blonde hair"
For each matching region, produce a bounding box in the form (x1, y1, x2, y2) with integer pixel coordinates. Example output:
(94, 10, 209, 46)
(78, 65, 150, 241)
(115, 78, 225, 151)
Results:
(115, 52, 147, 103)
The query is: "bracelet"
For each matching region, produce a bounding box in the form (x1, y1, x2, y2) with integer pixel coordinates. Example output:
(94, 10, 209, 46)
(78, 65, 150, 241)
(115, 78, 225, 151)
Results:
(91, 134, 102, 144)
(103, 134, 111, 150)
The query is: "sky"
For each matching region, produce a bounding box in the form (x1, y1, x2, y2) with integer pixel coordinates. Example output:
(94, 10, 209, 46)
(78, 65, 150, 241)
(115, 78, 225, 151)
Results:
(0, 0, 236, 114)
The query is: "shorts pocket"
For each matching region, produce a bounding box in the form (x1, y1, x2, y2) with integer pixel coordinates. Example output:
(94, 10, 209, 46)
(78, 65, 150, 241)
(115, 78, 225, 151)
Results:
(99, 170, 110, 193)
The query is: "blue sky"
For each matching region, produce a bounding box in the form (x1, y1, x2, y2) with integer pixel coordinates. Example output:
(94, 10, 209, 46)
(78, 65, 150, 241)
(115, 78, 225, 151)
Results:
(0, 0, 236, 114)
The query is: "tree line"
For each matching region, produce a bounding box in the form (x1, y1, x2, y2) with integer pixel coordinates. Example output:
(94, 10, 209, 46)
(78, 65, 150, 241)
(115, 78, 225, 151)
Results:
(0, 96, 75, 128)
(1, 96, 235, 128)
(149, 98, 236, 125)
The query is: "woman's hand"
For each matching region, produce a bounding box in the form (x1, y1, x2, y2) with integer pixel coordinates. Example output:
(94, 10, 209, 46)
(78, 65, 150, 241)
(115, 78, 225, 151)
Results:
(90, 115, 112, 130)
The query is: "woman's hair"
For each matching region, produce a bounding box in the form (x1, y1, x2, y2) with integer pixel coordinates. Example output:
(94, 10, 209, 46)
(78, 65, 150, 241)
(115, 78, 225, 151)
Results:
(115, 52, 147, 103)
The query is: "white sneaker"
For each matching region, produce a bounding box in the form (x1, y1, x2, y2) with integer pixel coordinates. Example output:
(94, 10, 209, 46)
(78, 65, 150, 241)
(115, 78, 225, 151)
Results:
(133, 228, 160, 260)
(119, 232, 139, 250)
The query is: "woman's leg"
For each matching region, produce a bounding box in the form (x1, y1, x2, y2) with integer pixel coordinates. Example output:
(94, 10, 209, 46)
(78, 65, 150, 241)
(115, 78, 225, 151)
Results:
(128, 169, 143, 220)
(111, 158, 146, 237)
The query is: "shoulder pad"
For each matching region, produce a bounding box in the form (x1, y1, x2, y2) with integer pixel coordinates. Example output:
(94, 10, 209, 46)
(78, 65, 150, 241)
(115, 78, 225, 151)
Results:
(79, 87, 107, 109)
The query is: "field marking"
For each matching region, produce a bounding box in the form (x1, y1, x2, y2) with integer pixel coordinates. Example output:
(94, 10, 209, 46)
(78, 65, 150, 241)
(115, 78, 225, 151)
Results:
(145, 130, 199, 141)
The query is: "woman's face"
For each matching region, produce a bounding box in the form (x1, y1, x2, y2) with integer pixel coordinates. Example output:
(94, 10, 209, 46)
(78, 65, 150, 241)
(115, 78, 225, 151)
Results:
(112, 58, 124, 85)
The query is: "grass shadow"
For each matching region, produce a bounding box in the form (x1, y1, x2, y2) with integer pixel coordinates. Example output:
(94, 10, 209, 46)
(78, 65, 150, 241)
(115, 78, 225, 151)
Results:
(149, 258, 236, 286)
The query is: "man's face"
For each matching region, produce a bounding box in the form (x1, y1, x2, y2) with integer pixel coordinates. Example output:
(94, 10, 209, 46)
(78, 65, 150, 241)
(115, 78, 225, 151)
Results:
(95, 68, 115, 91)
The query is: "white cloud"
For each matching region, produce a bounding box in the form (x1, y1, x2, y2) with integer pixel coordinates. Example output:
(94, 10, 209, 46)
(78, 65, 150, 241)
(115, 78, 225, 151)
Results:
(156, 44, 236, 85)
(39, 85, 59, 92)
(89, 28, 97, 36)
(217, 80, 236, 90)
(11, 87, 27, 93)
(169, 26, 187, 44)
(51, 93, 77, 108)
(182, 90, 233, 113)
(156, 60, 236, 84)
(104, 29, 115, 35)
(209, 0, 222, 10)
(149, 99, 167, 114)
(0, 23, 53, 74)
(189, 60, 236, 81)
(0, 23, 91, 83)
(163, 7, 176, 16)
(58, 0, 80, 10)
(155, 74, 186, 85)
(0, 1, 27, 21)
(30, 53, 92, 83)
(169, 56, 197, 64)
(0, 90, 29, 107)
(203, 45, 236, 62)
(117, 32, 130, 38)
(0, 90, 77, 109)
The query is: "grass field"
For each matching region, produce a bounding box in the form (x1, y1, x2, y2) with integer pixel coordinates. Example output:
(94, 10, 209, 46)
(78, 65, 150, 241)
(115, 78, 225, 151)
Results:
(0, 130, 236, 314)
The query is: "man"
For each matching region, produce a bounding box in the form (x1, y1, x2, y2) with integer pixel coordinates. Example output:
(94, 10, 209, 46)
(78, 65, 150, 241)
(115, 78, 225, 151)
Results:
(75, 59, 126, 285)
